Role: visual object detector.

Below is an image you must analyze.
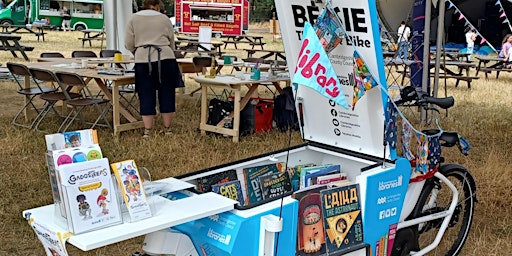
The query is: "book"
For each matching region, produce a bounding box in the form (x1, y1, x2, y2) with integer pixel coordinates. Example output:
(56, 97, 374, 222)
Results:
(111, 160, 153, 222)
(196, 169, 238, 192)
(259, 171, 292, 200)
(320, 182, 364, 254)
(58, 158, 122, 234)
(288, 163, 316, 191)
(292, 184, 328, 255)
(300, 164, 341, 188)
(314, 172, 347, 185)
(44, 129, 98, 152)
(242, 162, 285, 205)
(46, 145, 103, 220)
(211, 180, 244, 206)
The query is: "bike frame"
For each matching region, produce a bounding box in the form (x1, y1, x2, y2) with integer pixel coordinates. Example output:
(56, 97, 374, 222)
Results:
(396, 172, 459, 256)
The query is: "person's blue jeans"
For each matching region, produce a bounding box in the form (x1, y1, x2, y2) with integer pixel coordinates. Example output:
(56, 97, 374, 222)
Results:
(398, 42, 409, 59)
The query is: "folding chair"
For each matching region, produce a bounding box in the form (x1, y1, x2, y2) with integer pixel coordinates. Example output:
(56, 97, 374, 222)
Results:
(29, 68, 81, 133)
(55, 71, 111, 132)
(7, 62, 57, 129)
(40, 52, 65, 58)
(72, 50, 97, 58)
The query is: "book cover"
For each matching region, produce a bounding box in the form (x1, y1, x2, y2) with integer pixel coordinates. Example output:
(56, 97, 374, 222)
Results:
(29, 218, 71, 256)
(111, 159, 153, 222)
(45, 129, 98, 152)
(259, 171, 292, 200)
(288, 163, 316, 191)
(315, 172, 347, 185)
(304, 165, 341, 187)
(196, 169, 238, 192)
(211, 180, 244, 206)
(292, 184, 328, 256)
(243, 162, 285, 205)
(58, 158, 122, 234)
(320, 183, 364, 254)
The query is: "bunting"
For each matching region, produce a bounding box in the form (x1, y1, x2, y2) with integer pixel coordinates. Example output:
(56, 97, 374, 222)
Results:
(352, 51, 378, 110)
(495, 0, 512, 32)
(313, 6, 345, 54)
(445, 0, 498, 53)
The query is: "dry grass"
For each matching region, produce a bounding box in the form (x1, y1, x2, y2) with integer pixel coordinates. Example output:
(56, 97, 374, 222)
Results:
(1, 23, 511, 255)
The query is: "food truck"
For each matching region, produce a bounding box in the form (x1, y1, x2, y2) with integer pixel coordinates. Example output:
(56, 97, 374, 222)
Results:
(174, 0, 249, 37)
(0, 0, 103, 30)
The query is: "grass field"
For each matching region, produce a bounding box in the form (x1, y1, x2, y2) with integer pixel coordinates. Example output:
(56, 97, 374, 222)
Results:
(0, 24, 511, 255)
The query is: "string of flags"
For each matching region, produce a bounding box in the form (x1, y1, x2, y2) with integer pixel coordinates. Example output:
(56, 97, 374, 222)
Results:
(495, 0, 512, 32)
(445, 0, 498, 53)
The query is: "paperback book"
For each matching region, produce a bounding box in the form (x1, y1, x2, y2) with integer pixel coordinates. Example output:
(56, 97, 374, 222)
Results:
(320, 182, 364, 254)
(59, 158, 122, 234)
(44, 129, 99, 152)
(300, 164, 341, 188)
(211, 180, 244, 206)
(292, 184, 328, 256)
(259, 171, 292, 200)
(243, 162, 285, 205)
(111, 160, 153, 222)
(196, 169, 238, 192)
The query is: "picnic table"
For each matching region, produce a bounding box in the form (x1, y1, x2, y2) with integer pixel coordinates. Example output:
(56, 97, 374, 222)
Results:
(174, 40, 224, 56)
(222, 35, 265, 50)
(0, 33, 34, 60)
(0, 24, 48, 41)
(79, 29, 105, 48)
(475, 55, 509, 79)
(244, 49, 286, 62)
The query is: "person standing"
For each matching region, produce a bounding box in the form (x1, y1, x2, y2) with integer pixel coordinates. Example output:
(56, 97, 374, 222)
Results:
(125, 0, 182, 137)
(465, 27, 476, 60)
(61, 6, 71, 31)
(397, 21, 411, 59)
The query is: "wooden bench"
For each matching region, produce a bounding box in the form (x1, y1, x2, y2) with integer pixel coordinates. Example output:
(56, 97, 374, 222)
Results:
(0, 34, 33, 60)
(79, 37, 104, 47)
(477, 67, 512, 79)
(430, 73, 479, 88)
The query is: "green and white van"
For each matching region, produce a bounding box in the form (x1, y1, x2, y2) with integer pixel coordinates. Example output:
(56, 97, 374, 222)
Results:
(0, 0, 103, 30)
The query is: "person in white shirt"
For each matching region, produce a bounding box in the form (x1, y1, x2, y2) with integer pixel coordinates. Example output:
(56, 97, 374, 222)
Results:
(397, 21, 411, 59)
(465, 27, 476, 60)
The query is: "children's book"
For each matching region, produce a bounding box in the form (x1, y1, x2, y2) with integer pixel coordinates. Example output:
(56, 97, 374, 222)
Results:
(320, 182, 364, 254)
(292, 184, 328, 256)
(314, 172, 347, 186)
(45, 129, 98, 152)
(288, 163, 316, 192)
(259, 171, 292, 200)
(242, 162, 285, 205)
(58, 158, 122, 234)
(211, 180, 244, 206)
(46, 145, 103, 220)
(111, 160, 153, 222)
(196, 169, 238, 192)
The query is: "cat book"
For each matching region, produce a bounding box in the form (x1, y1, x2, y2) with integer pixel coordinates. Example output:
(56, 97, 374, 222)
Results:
(320, 182, 364, 254)
(243, 162, 285, 205)
(58, 158, 122, 234)
(211, 180, 244, 206)
(292, 184, 328, 256)
(44, 129, 98, 152)
(196, 169, 238, 192)
(259, 171, 292, 200)
(111, 160, 153, 222)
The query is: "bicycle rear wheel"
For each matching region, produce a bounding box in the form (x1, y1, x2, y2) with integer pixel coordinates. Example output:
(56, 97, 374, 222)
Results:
(413, 164, 476, 256)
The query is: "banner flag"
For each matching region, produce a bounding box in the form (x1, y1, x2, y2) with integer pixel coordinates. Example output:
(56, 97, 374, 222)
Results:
(292, 22, 349, 109)
(313, 6, 345, 54)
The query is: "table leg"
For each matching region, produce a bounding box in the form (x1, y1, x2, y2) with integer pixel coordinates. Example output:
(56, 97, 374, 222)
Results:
(232, 88, 240, 143)
(200, 84, 207, 136)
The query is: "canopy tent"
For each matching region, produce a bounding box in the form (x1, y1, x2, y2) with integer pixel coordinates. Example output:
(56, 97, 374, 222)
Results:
(104, 0, 132, 54)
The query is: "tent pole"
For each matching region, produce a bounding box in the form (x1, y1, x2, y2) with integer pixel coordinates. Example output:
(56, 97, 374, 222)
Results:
(421, 0, 432, 123)
(433, 0, 446, 98)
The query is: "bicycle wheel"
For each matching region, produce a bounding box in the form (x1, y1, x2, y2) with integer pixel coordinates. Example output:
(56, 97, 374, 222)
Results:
(413, 164, 476, 256)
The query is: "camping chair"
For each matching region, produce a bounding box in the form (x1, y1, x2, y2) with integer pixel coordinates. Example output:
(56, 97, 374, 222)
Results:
(72, 50, 97, 58)
(7, 62, 58, 129)
(29, 68, 81, 133)
(40, 52, 65, 58)
(55, 71, 111, 132)
(190, 56, 223, 98)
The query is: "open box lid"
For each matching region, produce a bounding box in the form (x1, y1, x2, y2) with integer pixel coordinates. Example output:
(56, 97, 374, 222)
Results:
(275, 0, 391, 159)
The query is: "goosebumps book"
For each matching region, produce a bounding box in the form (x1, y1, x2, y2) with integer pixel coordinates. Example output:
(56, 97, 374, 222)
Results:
(293, 184, 328, 256)
(320, 183, 363, 254)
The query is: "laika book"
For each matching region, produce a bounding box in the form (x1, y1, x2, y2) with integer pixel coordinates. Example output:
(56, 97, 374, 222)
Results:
(320, 182, 363, 254)
(196, 169, 238, 192)
(243, 162, 285, 205)
(211, 180, 244, 206)
(111, 160, 153, 222)
(58, 158, 122, 234)
(292, 184, 328, 256)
